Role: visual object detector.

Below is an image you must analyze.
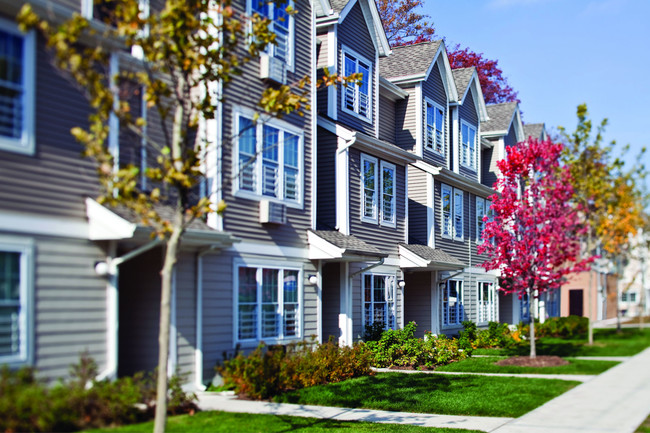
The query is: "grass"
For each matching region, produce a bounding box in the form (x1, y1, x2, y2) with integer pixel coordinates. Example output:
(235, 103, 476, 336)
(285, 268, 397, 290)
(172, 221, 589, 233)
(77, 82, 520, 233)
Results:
(473, 327, 650, 357)
(85, 411, 482, 433)
(275, 372, 579, 418)
(435, 356, 618, 375)
(637, 413, 650, 433)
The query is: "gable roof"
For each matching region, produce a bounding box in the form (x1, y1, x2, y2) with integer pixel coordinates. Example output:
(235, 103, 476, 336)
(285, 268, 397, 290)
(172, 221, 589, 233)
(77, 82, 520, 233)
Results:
(523, 123, 547, 140)
(452, 67, 489, 122)
(337, 0, 391, 56)
(330, 0, 348, 13)
(452, 67, 474, 99)
(313, 0, 333, 17)
(378, 41, 442, 79)
(482, 102, 519, 133)
(308, 230, 388, 260)
(398, 243, 465, 270)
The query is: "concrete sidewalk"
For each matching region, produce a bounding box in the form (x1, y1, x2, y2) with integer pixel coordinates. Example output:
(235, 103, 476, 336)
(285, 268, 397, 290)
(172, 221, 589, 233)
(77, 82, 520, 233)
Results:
(492, 347, 650, 433)
(197, 391, 513, 431)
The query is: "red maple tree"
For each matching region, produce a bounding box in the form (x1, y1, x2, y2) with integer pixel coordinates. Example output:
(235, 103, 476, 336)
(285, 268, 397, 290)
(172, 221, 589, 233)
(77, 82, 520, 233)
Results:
(478, 138, 592, 358)
(377, 0, 435, 46)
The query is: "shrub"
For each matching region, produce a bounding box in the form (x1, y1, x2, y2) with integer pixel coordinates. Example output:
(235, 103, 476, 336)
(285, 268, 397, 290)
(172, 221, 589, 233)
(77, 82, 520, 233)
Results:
(363, 321, 387, 342)
(472, 321, 513, 348)
(517, 316, 588, 339)
(217, 338, 372, 400)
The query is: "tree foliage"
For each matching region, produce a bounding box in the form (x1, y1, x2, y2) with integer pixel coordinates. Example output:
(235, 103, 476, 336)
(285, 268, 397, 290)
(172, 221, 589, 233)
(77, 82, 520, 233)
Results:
(478, 138, 592, 357)
(376, 0, 435, 46)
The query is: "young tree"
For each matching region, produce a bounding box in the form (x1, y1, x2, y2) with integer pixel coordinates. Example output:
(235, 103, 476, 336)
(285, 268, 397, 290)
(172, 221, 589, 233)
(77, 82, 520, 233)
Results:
(18, 1, 351, 431)
(560, 104, 647, 340)
(376, 0, 435, 46)
(478, 138, 592, 358)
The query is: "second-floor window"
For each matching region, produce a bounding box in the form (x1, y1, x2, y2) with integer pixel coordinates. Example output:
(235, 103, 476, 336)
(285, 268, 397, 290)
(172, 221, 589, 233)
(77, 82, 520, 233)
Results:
(361, 154, 396, 227)
(441, 279, 464, 326)
(342, 48, 371, 122)
(476, 196, 487, 243)
(425, 100, 444, 155)
(363, 274, 396, 330)
(235, 110, 303, 207)
(460, 121, 478, 170)
(441, 184, 463, 241)
(251, 0, 294, 67)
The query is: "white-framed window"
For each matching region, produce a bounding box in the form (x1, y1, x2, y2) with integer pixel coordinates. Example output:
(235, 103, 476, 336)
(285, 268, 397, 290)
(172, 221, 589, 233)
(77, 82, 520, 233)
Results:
(0, 19, 35, 156)
(234, 108, 303, 207)
(453, 189, 464, 241)
(250, 0, 295, 69)
(477, 281, 496, 323)
(425, 99, 444, 156)
(360, 154, 396, 227)
(441, 279, 463, 326)
(476, 196, 488, 243)
(235, 261, 301, 344)
(441, 184, 463, 241)
(0, 236, 33, 365)
(363, 273, 396, 330)
(460, 121, 477, 170)
(341, 47, 372, 122)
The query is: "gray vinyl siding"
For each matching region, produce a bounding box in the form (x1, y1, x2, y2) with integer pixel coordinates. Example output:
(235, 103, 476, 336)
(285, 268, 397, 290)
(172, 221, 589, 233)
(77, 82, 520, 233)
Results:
(499, 292, 515, 324)
(54, 0, 80, 11)
(407, 166, 428, 245)
(404, 271, 432, 338)
(482, 145, 497, 188)
(337, 2, 376, 136)
(28, 235, 107, 379)
(394, 88, 416, 152)
(118, 247, 162, 377)
(505, 123, 518, 148)
(0, 39, 99, 219)
(316, 128, 337, 230)
(175, 252, 197, 384)
(221, 0, 313, 247)
(348, 148, 406, 255)
(458, 91, 479, 182)
(421, 62, 448, 167)
(321, 262, 340, 342)
(433, 180, 469, 262)
(378, 94, 396, 143)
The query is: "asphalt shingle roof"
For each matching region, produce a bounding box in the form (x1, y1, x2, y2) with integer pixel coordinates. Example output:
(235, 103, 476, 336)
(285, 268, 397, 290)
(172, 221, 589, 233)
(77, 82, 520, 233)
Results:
(378, 41, 442, 80)
(311, 230, 388, 257)
(452, 67, 475, 101)
(330, 0, 349, 14)
(523, 123, 545, 140)
(399, 243, 465, 267)
(109, 202, 216, 232)
(481, 102, 518, 133)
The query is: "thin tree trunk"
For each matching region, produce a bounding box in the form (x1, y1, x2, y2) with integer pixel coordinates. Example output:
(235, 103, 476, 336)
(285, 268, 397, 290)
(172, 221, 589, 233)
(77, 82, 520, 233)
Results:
(529, 287, 536, 358)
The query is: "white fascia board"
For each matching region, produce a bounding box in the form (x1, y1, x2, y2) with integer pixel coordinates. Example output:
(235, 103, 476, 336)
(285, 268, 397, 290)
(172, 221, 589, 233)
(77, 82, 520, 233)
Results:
(307, 231, 345, 259)
(316, 14, 339, 27)
(0, 210, 89, 239)
(480, 130, 508, 139)
(387, 73, 427, 85)
(398, 245, 430, 268)
(379, 76, 408, 101)
(312, 0, 332, 17)
(338, 0, 358, 23)
(317, 116, 354, 141)
(412, 160, 442, 176)
(470, 75, 489, 122)
(86, 198, 137, 240)
(230, 240, 308, 259)
(354, 133, 418, 165)
(424, 44, 459, 103)
(435, 169, 496, 197)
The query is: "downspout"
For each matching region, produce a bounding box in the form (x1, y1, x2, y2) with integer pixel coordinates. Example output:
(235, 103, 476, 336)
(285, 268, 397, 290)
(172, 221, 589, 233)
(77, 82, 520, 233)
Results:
(97, 238, 163, 380)
(194, 245, 221, 390)
(336, 134, 356, 235)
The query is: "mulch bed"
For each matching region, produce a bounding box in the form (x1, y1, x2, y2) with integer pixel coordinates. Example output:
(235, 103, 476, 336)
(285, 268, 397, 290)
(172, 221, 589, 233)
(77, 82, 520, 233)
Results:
(495, 355, 569, 367)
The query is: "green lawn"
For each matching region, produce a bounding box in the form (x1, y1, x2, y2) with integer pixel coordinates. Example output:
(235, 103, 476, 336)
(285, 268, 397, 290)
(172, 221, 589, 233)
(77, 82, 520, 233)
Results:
(85, 411, 482, 433)
(636, 413, 650, 433)
(473, 327, 650, 357)
(435, 356, 618, 375)
(275, 372, 579, 418)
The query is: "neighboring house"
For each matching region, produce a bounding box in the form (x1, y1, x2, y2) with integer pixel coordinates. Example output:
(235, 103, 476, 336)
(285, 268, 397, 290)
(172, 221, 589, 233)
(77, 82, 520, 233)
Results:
(615, 230, 648, 318)
(523, 122, 548, 141)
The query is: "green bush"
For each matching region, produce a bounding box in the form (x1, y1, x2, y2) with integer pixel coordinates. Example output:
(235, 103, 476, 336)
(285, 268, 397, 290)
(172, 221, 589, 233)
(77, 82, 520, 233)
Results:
(363, 321, 387, 342)
(363, 322, 468, 369)
(517, 316, 588, 339)
(472, 321, 513, 348)
(0, 354, 197, 432)
(217, 338, 372, 400)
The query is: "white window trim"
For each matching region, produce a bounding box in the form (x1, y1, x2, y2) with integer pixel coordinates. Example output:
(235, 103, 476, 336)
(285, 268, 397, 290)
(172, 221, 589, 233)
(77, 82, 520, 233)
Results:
(441, 183, 453, 240)
(246, 0, 295, 72)
(0, 236, 34, 366)
(477, 280, 496, 324)
(0, 19, 35, 156)
(379, 161, 396, 228)
(453, 188, 464, 242)
(476, 196, 486, 244)
(361, 273, 396, 330)
(460, 120, 478, 171)
(340, 46, 373, 123)
(233, 258, 303, 346)
(360, 153, 378, 224)
(424, 97, 445, 157)
(232, 106, 304, 209)
(441, 279, 464, 328)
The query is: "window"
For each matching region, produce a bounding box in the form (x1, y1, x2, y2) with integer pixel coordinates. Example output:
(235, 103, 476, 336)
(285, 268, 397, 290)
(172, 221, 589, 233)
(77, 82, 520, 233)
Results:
(363, 274, 396, 330)
(425, 100, 444, 155)
(441, 279, 463, 326)
(441, 184, 463, 241)
(342, 48, 372, 122)
(441, 184, 452, 238)
(251, 0, 294, 67)
(453, 189, 464, 241)
(476, 197, 488, 243)
(460, 121, 477, 170)
(361, 154, 396, 226)
(477, 281, 496, 323)
(235, 110, 303, 206)
(0, 237, 33, 365)
(0, 20, 34, 155)
(236, 264, 301, 343)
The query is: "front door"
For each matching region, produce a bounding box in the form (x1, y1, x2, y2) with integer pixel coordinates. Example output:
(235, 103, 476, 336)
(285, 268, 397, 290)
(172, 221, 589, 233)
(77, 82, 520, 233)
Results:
(569, 289, 584, 317)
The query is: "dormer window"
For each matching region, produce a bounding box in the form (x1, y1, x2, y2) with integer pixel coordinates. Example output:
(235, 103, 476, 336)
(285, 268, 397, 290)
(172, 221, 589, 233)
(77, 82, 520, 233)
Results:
(425, 99, 444, 156)
(251, 0, 294, 69)
(460, 121, 478, 171)
(342, 47, 372, 123)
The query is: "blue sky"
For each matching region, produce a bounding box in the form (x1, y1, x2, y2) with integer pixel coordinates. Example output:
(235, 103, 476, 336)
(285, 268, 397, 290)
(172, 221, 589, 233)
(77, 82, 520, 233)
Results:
(423, 0, 649, 182)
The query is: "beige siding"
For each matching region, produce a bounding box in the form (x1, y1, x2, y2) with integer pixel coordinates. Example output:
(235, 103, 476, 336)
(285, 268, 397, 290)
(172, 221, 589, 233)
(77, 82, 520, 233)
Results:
(407, 166, 429, 245)
(395, 88, 416, 152)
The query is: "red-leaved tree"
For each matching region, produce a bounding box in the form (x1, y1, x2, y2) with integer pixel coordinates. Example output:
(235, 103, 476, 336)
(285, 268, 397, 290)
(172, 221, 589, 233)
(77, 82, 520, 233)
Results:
(377, 0, 435, 46)
(447, 45, 519, 104)
(478, 138, 592, 358)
